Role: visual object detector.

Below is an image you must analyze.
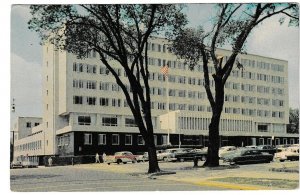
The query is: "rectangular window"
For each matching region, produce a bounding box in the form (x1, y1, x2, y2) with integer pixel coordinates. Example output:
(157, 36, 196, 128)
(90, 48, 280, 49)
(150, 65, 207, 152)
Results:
(125, 118, 137, 127)
(99, 82, 109, 91)
(112, 84, 120, 91)
(73, 96, 83, 104)
(162, 135, 168, 145)
(87, 97, 96, 105)
(98, 134, 106, 145)
(34, 123, 39, 126)
(125, 134, 132, 145)
(84, 133, 92, 145)
(259, 138, 264, 145)
(79, 63, 84, 72)
(102, 117, 118, 126)
(78, 116, 91, 125)
(267, 138, 272, 145)
(86, 81, 96, 89)
(26, 122, 31, 128)
(112, 134, 119, 145)
(99, 98, 109, 106)
(137, 135, 145, 145)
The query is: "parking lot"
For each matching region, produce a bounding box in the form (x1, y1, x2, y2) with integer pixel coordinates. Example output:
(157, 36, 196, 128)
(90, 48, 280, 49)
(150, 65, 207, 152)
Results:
(31, 159, 299, 191)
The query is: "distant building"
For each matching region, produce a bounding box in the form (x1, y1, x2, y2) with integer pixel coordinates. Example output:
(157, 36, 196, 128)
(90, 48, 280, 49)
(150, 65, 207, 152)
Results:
(13, 37, 298, 160)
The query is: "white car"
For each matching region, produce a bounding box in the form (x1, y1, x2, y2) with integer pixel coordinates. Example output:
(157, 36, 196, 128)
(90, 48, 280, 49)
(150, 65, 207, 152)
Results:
(158, 148, 191, 162)
(274, 146, 299, 162)
(219, 146, 237, 158)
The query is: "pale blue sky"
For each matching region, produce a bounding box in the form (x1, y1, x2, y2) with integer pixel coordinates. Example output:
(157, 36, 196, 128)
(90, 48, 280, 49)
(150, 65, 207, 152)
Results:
(10, 4, 299, 123)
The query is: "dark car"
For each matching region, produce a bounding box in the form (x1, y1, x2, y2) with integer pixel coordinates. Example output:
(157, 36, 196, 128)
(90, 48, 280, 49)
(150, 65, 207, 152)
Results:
(256, 145, 277, 155)
(174, 148, 207, 162)
(223, 149, 273, 165)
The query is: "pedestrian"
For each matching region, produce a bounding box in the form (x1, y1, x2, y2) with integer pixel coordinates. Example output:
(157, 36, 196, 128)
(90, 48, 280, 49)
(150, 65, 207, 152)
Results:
(48, 156, 53, 167)
(95, 153, 100, 163)
(102, 152, 106, 163)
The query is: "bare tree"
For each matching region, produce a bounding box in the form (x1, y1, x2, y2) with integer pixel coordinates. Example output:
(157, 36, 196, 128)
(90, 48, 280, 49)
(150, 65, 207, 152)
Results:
(171, 3, 298, 167)
(28, 4, 187, 173)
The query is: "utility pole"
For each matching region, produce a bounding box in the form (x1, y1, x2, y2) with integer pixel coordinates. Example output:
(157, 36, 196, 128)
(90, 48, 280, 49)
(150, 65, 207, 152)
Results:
(11, 98, 16, 163)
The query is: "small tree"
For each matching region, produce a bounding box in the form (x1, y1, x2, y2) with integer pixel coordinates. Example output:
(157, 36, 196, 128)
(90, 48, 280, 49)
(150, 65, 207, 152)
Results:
(28, 4, 186, 173)
(171, 3, 298, 167)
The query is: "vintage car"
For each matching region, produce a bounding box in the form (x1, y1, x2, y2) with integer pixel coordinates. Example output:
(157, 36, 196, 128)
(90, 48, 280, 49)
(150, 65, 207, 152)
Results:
(11, 156, 39, 169)
(174, 148, 208, 162)
(256, 145, 277, 155)
(223, 149, 274, 165)
(219, 146, 237, 159)
(274, 146, 299, 162)
(157, 148, 192, 162)
(106, 151, 138, 165)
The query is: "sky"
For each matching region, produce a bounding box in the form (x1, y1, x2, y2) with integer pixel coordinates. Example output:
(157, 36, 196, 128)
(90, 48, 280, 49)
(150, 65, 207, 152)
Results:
(10, 3, 299, 126)
(2, 1, 299, 194)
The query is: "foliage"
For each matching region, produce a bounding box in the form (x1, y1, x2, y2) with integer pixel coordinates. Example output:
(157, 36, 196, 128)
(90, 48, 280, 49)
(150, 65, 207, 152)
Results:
(171, 3, 299, 167)
(28, 4, 187, 173)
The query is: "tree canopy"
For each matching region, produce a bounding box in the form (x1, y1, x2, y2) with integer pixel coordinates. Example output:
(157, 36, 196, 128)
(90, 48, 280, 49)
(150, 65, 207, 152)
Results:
(28, 4, 187, 173)
(170, 3, 298, 167)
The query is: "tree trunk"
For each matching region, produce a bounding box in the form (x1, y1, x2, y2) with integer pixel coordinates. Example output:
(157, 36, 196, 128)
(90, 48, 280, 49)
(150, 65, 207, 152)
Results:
(203, 114, 221, 167)
(203, 78, 224, 167)
(146, 140, 160, 173)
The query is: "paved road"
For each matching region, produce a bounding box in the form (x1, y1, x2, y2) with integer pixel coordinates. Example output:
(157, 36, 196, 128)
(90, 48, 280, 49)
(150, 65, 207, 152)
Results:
(10, 166, 223, 192)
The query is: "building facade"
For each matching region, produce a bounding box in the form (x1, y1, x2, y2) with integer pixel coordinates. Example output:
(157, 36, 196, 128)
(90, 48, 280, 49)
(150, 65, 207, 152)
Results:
(13, 37, 298, 159)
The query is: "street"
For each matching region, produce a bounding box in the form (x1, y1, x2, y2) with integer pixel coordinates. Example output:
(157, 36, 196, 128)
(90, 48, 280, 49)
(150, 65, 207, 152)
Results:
(10, 164, 220, 191)
(10, 160, 299, 191)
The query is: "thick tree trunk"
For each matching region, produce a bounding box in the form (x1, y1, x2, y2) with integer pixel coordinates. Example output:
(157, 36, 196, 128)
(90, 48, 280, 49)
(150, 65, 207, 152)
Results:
(203, 78, 224, 167)
(146, 139, 160, 173)
(203, 114, 221, 167)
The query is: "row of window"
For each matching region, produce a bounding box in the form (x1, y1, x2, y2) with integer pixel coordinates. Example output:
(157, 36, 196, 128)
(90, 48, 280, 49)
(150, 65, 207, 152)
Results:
(81, 44, 285, 73)
(147, 46, 285, 73)
(224, 107, 285, 118)
(83, 133, 168, 146)
(78, 116, 138, 127)
(73, 78, 285, 98)
(225, 95, 284, 106)
(73, 61, 285, 86)
(15, 140, 42, 151)
(179, 117, 253, 132)
(57, 135, 71, 146)
(73, 95, 285, 116)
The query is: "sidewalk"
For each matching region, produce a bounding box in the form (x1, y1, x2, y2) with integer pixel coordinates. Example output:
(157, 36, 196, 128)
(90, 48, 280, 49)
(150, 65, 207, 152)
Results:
(77, 161, 299, 190)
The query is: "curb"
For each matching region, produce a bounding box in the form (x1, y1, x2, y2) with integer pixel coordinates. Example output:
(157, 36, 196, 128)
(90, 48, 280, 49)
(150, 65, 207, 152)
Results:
(192, 180, 270, 190)
(269, 168, 299, 173)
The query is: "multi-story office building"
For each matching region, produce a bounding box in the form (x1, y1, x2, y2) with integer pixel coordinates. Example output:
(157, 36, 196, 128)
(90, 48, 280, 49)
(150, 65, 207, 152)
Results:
(13, 37, 298, 159)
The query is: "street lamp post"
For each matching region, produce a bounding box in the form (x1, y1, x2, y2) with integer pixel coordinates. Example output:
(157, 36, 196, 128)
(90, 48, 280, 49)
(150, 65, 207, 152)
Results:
(11, 98, 16, 163)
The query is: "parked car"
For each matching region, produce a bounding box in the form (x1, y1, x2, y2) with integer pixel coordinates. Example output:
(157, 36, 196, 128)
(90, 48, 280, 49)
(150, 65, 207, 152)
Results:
(155, 150, 165, 161)
(11, 160, 23, 169)
(174, 148, 208, 162)
(245, 145, 257, 149)
(11, 156, 38, 169)
(223, 149, 274, 165)
(106, 151, 138, 165)
(135, 152, 148, 162)
(219, 146, 237, 159)
(274, 146, 299, 162)
(158, 148, 192, 162)
(256, 145, 277, 155)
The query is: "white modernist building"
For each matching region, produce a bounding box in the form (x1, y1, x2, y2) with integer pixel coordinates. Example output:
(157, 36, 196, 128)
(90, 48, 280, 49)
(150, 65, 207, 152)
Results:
(14, 37, 298, 160)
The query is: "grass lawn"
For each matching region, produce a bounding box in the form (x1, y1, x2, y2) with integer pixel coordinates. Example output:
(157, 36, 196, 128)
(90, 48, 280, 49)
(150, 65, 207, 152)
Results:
(210, 177, 299, 189)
